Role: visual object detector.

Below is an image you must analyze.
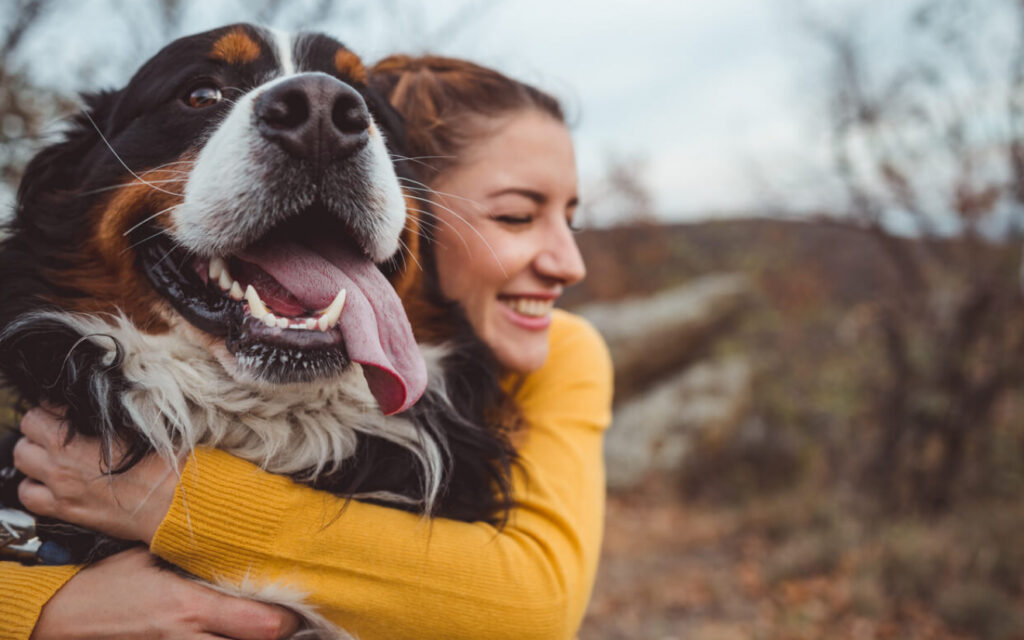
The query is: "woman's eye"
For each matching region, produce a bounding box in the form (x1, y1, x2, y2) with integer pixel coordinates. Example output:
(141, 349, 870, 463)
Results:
(184, 85, 222, 109)
(493, 214, 534, 226)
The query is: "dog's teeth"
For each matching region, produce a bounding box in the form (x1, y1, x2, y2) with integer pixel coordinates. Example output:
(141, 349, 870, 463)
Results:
(319, 288, 347, 330)
(245, 285, 268, 318)
(229, 281, 244, 301)
(209, 257, 226, 281)
(263, 312, 277, 327)
(217, 269, 232, 291)
(305, 318, 318, 330)
(317, 315, 331, 331)
(276, 317, 290, 329)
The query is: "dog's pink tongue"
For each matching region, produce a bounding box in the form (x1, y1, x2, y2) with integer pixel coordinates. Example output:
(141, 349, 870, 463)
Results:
(238, 240, 426, 415)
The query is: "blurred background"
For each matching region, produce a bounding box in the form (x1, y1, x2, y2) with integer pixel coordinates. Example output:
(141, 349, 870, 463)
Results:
(4, 0, 1024, 638)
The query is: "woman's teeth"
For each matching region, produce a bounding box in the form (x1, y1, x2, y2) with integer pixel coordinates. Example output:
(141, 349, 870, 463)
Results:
(209, 258, 346, 332)
(502, 297, 554, 318)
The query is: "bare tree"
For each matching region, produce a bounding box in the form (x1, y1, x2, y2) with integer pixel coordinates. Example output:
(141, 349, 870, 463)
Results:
(582, 153, 658, 227)
(804, 0, 1024, 511)
(0, 0, 75, 202)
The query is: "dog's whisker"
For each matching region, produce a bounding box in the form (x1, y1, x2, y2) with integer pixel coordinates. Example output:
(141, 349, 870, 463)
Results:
(152, 240, 186, 269)
(122, 227, 171, 254)
(80, 179, 187, 197)
(81, 109, 187, 198)
(412, 216, 443, 236)
(396, 236, 423, 273)
(122, 204, 180, 237)
(400, 182, 488, 213)
(175, 247, 193, 272)
(141, 159, 196, 171)
(404, 196, 507, 277)
(407, 206, 474, 256)
(390, 154, 455, 161)
(389, 153, 454, 172)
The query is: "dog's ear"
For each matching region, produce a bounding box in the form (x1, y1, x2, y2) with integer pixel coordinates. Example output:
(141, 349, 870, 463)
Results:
(15, 89, 122, 219)
(362, 81, 409, 162)
(361, 79, 426, 293)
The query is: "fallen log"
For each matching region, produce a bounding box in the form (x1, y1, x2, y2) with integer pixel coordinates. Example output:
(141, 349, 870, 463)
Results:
(604, 355, 752, 490)
(577, 273, 752, 403)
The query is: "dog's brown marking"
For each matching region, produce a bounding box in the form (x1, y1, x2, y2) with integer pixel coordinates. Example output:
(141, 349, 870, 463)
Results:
(211, 28, 261, 65)
(334, 49, 367, 85)
(51, 161, 196, 332)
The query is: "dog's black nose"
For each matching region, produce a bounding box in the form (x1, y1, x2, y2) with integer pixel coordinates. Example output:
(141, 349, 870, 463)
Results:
(255, 74, 370, 163)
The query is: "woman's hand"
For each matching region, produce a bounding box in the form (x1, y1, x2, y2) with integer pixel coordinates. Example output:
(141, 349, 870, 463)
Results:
(13, 406, 176, 544)
(32, 547, 301, 640)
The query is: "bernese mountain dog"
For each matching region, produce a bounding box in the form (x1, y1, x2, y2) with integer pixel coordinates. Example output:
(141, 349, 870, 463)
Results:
(0, 23, 515, 634)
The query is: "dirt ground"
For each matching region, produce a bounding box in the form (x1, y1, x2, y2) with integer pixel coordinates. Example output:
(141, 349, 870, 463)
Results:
(579, 481, 991, 640)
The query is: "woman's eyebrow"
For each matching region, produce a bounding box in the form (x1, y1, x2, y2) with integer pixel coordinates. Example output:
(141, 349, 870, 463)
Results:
(488, 188, 578, 209)
(486, 187, 546, 203)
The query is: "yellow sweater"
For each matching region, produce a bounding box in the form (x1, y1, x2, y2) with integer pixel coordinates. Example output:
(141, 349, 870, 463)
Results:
(0, 310, 612, 639)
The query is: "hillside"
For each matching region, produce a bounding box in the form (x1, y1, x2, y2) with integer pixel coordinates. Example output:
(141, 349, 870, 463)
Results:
(573, 218, 1024, 639)
(564, 217, 902, 309)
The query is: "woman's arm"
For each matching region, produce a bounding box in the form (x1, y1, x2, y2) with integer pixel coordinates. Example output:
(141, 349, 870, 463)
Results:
(1, 549, 299, 640)
(0, 563, 79, 640)
(150, 312, 612, 639)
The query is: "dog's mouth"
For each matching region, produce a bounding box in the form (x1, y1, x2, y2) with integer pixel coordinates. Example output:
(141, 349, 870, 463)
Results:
(135, 206, 425, 415)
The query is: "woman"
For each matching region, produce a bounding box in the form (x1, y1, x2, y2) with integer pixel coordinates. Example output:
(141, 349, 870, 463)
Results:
(1, 55, 612, 640)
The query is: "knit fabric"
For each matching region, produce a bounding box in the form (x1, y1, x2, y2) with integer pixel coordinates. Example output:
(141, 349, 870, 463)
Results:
(0, 564, 80, 640)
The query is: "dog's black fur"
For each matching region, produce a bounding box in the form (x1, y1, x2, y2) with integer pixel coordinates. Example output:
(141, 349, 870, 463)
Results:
(0, 24, 517, 565)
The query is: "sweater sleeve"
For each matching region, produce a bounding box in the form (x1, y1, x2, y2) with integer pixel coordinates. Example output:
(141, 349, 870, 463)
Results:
(0, 563, 81, 640)
(150, 311, 613, 640)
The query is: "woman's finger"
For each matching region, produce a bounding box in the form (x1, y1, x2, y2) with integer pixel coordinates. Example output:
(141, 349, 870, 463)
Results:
(203, 595, 302, 640)
(11, 435, 52, 482)
(19, 406, 67, 450)
(17, 477, 57, 516)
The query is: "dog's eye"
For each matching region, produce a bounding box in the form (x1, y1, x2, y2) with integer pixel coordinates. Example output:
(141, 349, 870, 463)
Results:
(185, 85, 222, 109)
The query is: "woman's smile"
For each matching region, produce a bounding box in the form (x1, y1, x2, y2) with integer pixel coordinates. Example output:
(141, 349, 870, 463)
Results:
(429, 109, 586, 372)
(498, 294, 557, 329)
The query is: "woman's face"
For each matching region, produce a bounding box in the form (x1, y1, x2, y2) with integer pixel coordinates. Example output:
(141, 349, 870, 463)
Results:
(428, 109, 586, 373)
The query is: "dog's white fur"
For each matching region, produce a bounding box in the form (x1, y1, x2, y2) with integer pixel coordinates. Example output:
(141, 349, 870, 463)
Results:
(6, 311, 446, 503)
(176, 69, 407, 263)
(209, 574, 346, 640)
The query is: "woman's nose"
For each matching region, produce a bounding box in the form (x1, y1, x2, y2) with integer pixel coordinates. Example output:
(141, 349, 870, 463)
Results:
(534, 222, 586, 285)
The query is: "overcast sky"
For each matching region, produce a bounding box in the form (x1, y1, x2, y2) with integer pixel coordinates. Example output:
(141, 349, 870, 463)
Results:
(4, 0, 867, 223)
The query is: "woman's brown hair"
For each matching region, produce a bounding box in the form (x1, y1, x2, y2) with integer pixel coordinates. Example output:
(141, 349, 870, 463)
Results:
(366, 57, 557, 523)
(369, 54, 564, 179)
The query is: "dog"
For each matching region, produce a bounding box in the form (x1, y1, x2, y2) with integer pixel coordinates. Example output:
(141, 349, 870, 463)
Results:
(0, 23, 516, 635)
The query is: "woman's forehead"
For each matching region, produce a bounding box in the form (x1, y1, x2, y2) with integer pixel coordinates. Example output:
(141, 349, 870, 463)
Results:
(452, 112, 576, 195)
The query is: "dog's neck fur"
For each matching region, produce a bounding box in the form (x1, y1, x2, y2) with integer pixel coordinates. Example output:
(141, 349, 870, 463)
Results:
(11, 310, 445, 502)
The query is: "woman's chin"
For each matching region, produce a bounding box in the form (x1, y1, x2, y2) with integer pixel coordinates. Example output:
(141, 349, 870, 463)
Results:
(490, 326, 551, 374)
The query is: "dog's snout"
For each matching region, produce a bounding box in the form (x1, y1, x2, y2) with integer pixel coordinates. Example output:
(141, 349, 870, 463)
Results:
(255, 75, 370, 162)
